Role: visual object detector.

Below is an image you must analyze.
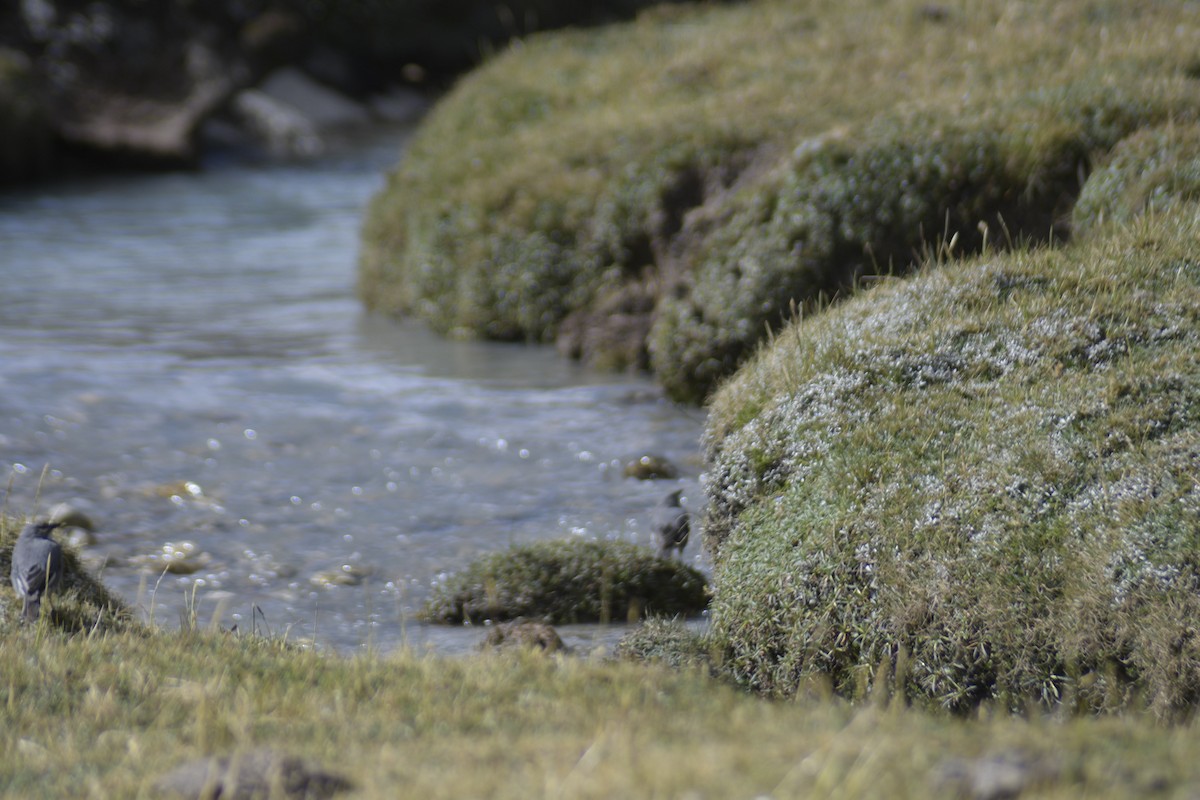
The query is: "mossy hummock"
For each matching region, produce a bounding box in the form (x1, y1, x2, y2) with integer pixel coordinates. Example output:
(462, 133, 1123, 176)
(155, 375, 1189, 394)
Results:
(1, 518, 136, 634)
(360, 0, 1200, 402)
(703, 207, 1200, 716)
(423, 538, 709, 625)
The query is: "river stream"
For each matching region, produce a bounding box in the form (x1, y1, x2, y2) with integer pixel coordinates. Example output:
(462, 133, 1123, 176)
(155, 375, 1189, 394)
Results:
(0, 128, 707, 654)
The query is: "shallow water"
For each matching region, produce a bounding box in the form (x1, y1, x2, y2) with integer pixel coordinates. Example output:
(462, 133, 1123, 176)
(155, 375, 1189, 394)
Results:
(0, 129, 707, 654)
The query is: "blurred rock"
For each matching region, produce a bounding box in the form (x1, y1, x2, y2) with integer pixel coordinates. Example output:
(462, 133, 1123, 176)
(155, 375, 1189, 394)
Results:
(156, 749, 352, 800)
(133, 541, 211, 575)
(42, 502, 98, 547)
(54, 30, 248, 163)
(229, 67, 374, 158)
(622, 454, 679, 480)
(932, 751, 1059, 800)
(479, 619, 567, 653)
(259, 68, 371, 129)
(310, 563, 374, 588)
(231, 87, 322, 158)
(45, 502, 96, 531)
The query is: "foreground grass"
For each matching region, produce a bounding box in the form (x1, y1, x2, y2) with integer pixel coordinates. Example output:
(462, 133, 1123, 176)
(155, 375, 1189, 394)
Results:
(7, 625, 1200, 798)
(6, 514, 1200, 797)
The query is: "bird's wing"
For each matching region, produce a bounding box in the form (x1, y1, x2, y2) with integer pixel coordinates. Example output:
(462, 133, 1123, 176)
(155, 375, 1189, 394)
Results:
(659, 510, 689, 542)
(47, 545, 63, 590)
(13, 559, 47, 597)
(12, 541, 55, 596)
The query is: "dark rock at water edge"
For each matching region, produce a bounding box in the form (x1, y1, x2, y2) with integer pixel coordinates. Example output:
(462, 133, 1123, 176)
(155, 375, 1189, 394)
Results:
(479, 619, 568, 653)
(0, 0, 707, 180)
(622, 454, 679, 480)
(3, 0, 261, 168)
(0, 48, 53, 184)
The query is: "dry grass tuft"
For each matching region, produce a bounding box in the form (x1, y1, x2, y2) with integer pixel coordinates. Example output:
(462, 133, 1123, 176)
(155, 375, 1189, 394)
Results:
(7, 617, 1200, 797)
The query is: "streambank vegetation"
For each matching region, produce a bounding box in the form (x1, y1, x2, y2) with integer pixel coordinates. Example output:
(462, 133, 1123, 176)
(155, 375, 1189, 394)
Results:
(359, 0, 1200, 402)
(360, 0, 1200, 719)
(704, 206, 1200, 717)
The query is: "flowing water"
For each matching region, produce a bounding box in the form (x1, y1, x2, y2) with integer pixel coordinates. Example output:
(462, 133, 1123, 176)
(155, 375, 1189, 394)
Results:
(0, 128, 707, 654)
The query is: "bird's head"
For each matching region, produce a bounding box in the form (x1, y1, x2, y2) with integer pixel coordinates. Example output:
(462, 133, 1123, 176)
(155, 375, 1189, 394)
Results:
(20, 520, 63, 539)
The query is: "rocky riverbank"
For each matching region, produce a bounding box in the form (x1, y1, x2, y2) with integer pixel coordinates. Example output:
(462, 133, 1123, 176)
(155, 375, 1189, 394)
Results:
(0, 0, 694, 182)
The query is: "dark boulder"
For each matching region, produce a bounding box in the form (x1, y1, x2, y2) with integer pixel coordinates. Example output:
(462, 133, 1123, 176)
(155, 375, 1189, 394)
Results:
(8, 0, 255, 165)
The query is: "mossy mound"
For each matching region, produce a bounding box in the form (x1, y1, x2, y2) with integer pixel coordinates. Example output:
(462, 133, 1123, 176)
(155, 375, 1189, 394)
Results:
(360, 0, 1200, 402)
(615, 617, 715, 672)
(649, 91, 1153, 402)
(1072, 123, 1200, 237)
(423, 539, 709, 624)
(702, 206, 1200, 716)
(1, 518, 138, 635)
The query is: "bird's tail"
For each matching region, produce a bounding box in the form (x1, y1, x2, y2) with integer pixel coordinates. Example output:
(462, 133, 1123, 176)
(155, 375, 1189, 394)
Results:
(22, 597, 41, 623)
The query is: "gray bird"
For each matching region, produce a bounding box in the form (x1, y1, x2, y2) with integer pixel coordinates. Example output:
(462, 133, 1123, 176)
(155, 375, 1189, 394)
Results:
(10, 521, 64, 622)
(654, 489, 690, 559)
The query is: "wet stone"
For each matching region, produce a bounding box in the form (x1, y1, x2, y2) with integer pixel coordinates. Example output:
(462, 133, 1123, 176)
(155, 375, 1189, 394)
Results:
(309, 564, 374, 588)
(45, 502, 97, 532)
(133, 541, 212, 575)
(622, 454, 679, 480)
(479, 619, 568, 654)
(65, 527, 98, 548)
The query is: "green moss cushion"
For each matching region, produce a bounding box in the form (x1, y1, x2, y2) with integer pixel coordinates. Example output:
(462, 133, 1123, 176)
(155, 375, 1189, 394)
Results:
(424, 539, 709, 624)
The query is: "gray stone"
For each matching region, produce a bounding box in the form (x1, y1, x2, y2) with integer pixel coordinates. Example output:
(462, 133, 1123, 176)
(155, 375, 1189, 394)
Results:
(45, 502, 96, 532)
(258, 68, 371, 130)
(479, 619, 567, 653)
(231, 88, 322, 158)
(155, 749, 352, 800)
(932, 751, 1058, 800)
(54, 38, 248, 162)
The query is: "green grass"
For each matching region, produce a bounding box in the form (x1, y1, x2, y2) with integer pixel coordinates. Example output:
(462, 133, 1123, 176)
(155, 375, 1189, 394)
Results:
(6, 497, 1200, 797)
(1072, 123, 1200, 237)
(703, 204, 1200, 716)
(359, 0, 1200, 401)
(10, 618, 1200, 797)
